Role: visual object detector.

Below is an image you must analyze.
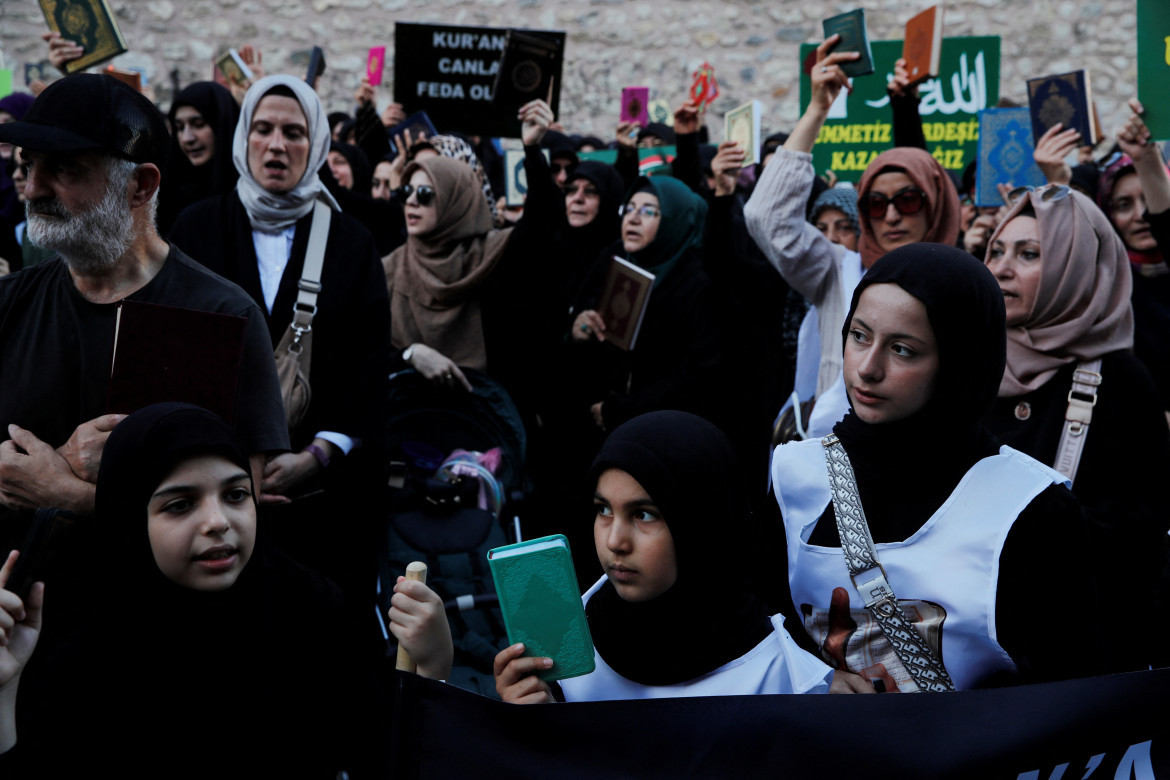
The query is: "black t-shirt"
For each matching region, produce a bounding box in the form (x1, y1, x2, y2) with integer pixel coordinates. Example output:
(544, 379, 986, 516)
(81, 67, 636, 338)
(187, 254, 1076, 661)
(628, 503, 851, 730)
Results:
(0, 245, 289, 454)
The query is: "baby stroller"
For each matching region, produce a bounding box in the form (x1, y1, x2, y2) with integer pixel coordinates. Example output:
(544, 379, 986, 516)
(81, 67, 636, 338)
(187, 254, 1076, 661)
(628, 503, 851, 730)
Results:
(377, 368, 528, 697)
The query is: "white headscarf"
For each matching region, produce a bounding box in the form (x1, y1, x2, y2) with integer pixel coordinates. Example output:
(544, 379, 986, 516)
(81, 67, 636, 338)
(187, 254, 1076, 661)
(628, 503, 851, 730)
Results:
(232, 74, 339, 232)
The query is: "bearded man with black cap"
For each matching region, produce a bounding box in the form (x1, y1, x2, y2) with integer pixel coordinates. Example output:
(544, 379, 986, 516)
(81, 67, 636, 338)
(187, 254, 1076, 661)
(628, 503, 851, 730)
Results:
(0, 74, 288, 524)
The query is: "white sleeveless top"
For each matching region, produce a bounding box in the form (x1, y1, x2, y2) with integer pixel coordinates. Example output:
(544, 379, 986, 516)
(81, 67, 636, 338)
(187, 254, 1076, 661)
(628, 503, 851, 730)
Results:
(559, 577, 834, 702)
(772, 439, 1068, 691)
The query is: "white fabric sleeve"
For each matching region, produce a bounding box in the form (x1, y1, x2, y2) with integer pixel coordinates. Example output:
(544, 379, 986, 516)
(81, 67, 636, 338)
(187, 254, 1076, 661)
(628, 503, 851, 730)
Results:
(743, 148, 841, 309)
(315, 431, 356, 455)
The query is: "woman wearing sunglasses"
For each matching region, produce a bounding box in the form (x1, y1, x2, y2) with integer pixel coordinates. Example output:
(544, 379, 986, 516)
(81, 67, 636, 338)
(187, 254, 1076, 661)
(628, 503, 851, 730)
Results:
(745, 34, 961, 442)
(383, 101, 581, 406)
(384, 155, 510, 391)
(983, 185, 1170, 672)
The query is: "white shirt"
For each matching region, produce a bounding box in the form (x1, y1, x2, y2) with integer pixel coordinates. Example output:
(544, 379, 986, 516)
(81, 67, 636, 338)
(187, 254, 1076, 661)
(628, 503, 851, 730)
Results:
(251, 226, 296, 315)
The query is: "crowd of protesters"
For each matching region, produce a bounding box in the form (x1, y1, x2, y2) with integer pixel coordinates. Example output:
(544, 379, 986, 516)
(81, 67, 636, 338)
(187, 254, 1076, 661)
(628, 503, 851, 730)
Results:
(0, 23, 1167, 777)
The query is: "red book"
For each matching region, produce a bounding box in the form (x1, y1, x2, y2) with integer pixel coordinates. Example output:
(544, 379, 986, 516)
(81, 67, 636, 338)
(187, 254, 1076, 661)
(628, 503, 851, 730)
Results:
(902, 5, 944, 86)
(597, 257, 654, 352)
(106, 300, 247, 423)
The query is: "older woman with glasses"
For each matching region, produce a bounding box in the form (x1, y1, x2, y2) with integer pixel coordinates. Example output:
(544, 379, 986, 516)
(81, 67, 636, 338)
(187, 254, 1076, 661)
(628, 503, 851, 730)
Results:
(568, 175, 721, 434)
(983, 184, 1170, 673)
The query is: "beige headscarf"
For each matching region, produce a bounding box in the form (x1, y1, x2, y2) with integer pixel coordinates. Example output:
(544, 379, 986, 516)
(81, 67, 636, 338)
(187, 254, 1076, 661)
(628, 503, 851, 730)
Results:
(384, 156, 512, 371)
(988, 187, 1134, 396)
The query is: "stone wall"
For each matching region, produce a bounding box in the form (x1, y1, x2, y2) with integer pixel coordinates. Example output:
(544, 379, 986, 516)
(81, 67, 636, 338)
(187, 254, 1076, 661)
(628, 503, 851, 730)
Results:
(0, 0, 1141, 141)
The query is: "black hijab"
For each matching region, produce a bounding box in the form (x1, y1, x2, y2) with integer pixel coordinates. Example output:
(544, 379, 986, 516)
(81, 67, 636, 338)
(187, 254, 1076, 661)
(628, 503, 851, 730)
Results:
(584, 411, 773, 685)
(565, 160, 624, 251)
(27, 402, 358, 775)
(819, 243, 1007, 544)
(159, 82, 240, 233)
(96, 402, 256, 602)
(329, 141, 372, 194)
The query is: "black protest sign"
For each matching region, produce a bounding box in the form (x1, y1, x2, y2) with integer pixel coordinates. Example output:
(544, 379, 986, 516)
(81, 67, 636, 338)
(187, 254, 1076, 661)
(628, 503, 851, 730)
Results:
(394, 22, 564, 138)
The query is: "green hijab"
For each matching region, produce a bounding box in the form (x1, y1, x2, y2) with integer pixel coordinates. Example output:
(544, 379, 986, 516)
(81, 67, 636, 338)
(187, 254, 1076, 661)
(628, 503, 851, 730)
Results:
(624, 175, 707, 287)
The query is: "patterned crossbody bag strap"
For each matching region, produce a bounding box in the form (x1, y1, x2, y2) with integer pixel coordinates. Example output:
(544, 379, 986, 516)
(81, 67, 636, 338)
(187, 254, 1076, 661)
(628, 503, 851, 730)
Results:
(821, 434, 956, 693)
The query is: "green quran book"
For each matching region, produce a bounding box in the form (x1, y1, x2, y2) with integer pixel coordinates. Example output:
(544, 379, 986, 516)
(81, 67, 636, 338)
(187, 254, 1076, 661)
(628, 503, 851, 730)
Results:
(488, 534, 595, 682)
(822, 8, 875, 78)
(38, 0, 128, 74)
(1137, 0, 1170, 141)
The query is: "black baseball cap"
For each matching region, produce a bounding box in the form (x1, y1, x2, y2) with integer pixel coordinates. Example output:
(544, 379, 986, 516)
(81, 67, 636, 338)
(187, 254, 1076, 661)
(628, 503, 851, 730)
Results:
(0, 73, 168, 166)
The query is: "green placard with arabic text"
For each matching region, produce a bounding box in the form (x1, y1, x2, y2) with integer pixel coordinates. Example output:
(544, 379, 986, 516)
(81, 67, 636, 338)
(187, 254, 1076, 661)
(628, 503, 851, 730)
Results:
(799, 36, 1000, 182)
(1137, 0, 1170, 141)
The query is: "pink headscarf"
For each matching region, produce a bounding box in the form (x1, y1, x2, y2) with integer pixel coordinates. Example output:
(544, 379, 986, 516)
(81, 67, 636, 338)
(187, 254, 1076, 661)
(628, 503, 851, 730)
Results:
(856, 147, 962, 269)
(988, 187, 1134, 396)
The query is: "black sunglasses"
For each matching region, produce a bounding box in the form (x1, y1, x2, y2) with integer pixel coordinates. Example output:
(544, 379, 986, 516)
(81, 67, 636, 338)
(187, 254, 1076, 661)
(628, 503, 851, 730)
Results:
(396, 184, 436, 206)
(862, 186, 928, 219)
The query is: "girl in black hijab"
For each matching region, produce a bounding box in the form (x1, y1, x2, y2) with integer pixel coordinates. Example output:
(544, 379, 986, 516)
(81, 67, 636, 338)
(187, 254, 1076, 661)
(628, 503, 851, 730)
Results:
(494, 410, 835, 701)
(771, 243, 1106, 691)
(5, 403, 450, 776)
(159, 82, 240, 234)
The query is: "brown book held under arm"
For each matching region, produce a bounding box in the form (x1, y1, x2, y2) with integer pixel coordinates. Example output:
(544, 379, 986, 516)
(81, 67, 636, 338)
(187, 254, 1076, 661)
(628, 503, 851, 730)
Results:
(902, 5, 944, 86)
(38, 0, 128, 74)
(598, 256, 654, 352)
(106, 300, 247, 424)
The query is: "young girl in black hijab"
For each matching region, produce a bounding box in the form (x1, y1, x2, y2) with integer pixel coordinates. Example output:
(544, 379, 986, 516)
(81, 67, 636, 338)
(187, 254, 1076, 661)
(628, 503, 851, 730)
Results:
(494, 410, 836, 701)
(158, 82, 240, 234)
(772, 243, 1106, 692)
(0, 403, 451, 776)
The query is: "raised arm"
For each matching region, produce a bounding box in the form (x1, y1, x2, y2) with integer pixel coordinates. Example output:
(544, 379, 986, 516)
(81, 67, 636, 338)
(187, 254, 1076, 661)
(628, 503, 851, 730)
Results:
(887, 58, 928, 151)
(1118, 98, 1170, 215)
(0, 551, 45, 754)
(672, 100, 704, 195)
(744, 37, 857, 306)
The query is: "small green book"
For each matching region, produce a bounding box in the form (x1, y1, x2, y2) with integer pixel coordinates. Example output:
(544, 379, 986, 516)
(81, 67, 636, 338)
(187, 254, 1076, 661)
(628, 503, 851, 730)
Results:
(1137, 0, 1170, 141)
(822, 8, 875, 78)
(488, 534, 595, 682)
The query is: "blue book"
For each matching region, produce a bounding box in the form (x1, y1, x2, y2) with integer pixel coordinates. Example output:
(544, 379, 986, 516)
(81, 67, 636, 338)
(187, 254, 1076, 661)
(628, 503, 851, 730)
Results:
(975, 108, 1046, 207)
(386, 111, 439, 158)
(1026, 70, 1101, 148)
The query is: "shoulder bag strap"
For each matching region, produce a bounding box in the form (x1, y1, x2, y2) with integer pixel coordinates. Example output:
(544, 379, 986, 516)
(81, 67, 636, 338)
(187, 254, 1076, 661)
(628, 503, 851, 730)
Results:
(1053, 359, 1102, 484)
(821, 434, 956, 693)
(286, 200, 332, 352)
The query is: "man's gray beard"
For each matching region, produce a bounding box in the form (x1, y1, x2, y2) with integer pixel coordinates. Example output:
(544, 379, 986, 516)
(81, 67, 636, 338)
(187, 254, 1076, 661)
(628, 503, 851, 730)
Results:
(25, 182, 134, 274)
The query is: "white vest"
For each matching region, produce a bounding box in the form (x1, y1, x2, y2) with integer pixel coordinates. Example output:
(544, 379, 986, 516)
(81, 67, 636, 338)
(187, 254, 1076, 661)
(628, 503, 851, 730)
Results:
(792, 247, 864, 403)
(559, 577, 834, 702)
(772, 440, 1067, 691)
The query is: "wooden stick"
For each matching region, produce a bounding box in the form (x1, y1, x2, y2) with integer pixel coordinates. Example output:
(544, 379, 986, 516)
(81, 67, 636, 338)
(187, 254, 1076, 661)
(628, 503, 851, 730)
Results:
(395, 561, 428, 673)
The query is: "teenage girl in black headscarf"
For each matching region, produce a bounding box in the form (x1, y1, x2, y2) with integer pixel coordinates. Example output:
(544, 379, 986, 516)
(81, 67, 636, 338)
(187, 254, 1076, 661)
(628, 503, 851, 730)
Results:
(2, 403, 450, 776)
(159, 82, 240, 234)
(771, 243, 1107, 691)
(495, 410, 836, 701)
